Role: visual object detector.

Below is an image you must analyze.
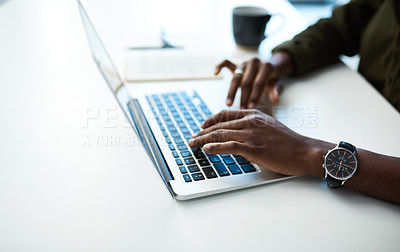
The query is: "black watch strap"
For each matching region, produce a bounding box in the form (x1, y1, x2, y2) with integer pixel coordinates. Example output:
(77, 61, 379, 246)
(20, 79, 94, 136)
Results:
(338, 141, 356, 153)
(325, 176, 343, 188)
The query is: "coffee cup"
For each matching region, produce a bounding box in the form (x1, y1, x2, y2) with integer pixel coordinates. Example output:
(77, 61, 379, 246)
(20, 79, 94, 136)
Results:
(232, 6, 282, 50)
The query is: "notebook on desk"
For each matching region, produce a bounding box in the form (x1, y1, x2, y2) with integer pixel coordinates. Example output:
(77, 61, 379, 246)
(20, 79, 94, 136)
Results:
(125, 49, 222, 82)
(78, 0, 291, 200)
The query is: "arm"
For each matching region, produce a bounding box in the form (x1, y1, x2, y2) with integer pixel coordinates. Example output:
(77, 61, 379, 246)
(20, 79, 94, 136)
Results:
(273, 0, 382, 75)
(188, 109, 400, 205)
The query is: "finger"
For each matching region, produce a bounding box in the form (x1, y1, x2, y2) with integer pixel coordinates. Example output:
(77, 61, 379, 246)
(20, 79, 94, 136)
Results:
(226, 63, 246, 106)
(201, 109, 251, 129)
(194, 118, 249, 141)
(240, 58, 260, 108)
(188, 129, 246, 148)
(202, 141, 247, 155)
(248, 63, 271, 109)
(215, 59, 237, 75)
(226, 72, 242, 106)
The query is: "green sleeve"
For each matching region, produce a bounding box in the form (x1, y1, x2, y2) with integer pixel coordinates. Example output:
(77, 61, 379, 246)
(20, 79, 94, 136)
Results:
(273, 0, 383, 75)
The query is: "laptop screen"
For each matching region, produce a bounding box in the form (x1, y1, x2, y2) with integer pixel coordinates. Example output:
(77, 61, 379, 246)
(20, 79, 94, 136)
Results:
(77, 0, 134, 127)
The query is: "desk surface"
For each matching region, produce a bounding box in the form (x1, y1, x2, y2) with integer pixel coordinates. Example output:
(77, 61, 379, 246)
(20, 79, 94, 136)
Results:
(0, 0, 399, 251)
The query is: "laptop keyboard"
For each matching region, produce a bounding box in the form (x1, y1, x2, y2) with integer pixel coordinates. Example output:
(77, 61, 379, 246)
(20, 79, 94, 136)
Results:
(146, 91, 256, 183)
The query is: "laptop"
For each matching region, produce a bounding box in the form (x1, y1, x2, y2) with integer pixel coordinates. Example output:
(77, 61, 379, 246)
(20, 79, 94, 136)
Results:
(78, 0, 291, 200)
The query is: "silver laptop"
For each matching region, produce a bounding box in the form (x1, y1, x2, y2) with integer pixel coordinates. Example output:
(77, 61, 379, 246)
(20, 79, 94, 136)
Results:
(78, 0, 290, 200)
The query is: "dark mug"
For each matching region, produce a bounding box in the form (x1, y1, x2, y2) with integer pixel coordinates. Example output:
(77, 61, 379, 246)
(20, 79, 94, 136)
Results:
(232, 6, 279, 49)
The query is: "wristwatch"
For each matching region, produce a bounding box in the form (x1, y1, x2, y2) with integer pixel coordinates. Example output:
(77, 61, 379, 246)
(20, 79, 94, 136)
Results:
(323, 141, 358, 188)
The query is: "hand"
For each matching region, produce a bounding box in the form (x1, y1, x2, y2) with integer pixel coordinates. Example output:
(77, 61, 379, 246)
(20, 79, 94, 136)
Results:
(188, 109, 327, 177)
(214, 51, 294, 109)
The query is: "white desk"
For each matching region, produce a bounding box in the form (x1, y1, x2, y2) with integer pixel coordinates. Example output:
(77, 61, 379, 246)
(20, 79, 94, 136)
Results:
(0, 0, 399, 251)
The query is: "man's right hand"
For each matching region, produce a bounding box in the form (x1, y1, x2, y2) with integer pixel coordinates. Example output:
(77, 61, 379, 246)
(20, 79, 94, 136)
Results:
(214, 51, 294, 109)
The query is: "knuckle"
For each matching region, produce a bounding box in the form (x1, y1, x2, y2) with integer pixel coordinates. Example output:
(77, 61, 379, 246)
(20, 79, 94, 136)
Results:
(220, 109, 229, 116)
(221, 59, 230, 65)
(212, 129, 223, 138)
(214, 122, 223, 130)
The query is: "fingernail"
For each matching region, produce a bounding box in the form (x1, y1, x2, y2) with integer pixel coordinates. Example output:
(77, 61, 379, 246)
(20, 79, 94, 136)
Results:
(191, 133, 198, 138)
(226, 99, 232, 106)
(248, 103, 255, 109)
(188, 139, 194, 145)
(203, 144, 210, 152)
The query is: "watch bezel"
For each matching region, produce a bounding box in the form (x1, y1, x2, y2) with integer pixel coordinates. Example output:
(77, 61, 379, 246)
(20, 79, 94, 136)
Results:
(324, 147, 358, 181)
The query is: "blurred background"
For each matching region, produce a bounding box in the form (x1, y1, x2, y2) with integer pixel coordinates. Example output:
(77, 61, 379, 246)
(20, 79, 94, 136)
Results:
(290, 0, 359, 71)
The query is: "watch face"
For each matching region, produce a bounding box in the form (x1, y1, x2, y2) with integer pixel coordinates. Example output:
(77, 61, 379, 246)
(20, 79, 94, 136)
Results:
(324, 148, 357, 180)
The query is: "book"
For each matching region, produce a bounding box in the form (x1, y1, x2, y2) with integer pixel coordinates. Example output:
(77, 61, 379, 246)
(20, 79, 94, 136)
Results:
(125, 49, 222, 82)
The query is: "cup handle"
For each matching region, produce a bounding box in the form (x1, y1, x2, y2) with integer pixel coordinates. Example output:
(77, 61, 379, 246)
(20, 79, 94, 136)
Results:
(264, 13, 285, 38)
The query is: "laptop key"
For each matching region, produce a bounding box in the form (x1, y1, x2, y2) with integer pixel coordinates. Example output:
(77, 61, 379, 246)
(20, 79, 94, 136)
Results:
(213, 163, 230, 176)
(175, 158, 183, 166)
(220, 154, 231, 158)
(188, 165, 200, 173)
(172, 151, 179, 158)
(177, 122, 186, 128)
(192, 172, 205, 181)
(223, 157, 235, 165)
(190, 125, 200, 133)
(227, 164, 243, 175)
(168, 125, 177, 132)
(181, 127, 190, 133)
(193, 151, 206, 159)
(177, 144, 188, 151)
(184, 157, 196, 165)
(209, 155, 221, 163)
(202, 167, 218, 179)
(241, 164, 256, 173)
(179, 166, 188, 174)
(174, 138, 184, 144)
(183, 174, 192, 182)
(236, 157, 250, 165)
(165, 120, 174, 126)
(196, 115, 204, 122)
(168, 144, 175, 151)
(171, 131, 180, 138)
(198, 159, 210, 167)
(180, 151, 191, 157)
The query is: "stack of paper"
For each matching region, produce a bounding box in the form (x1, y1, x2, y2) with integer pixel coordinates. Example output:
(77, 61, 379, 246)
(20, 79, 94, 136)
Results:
(125, 49, 222, 82)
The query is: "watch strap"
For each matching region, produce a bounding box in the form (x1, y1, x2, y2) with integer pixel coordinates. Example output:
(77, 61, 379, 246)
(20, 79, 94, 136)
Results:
(325, 176, 343, 188)
(338, 141, 356, 153)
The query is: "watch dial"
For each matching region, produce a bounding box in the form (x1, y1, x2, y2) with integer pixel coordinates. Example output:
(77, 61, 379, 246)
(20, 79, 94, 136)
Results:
(325, 148, 357, 179)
